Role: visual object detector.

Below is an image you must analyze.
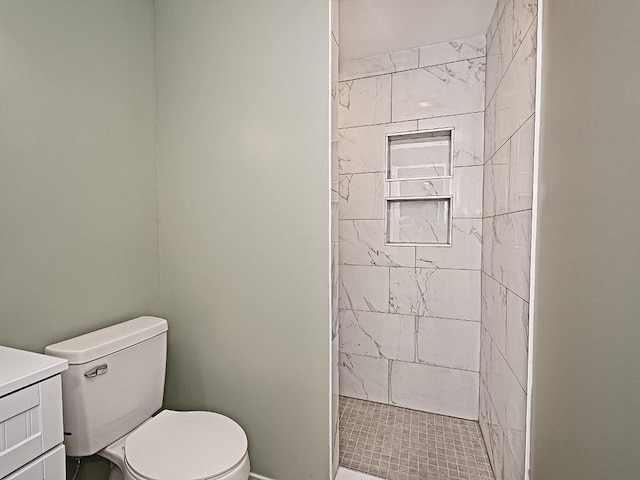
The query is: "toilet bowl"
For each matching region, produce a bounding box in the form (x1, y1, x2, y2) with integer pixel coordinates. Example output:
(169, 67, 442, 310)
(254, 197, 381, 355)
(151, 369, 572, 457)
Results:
(101, 410, 250, 480)
(44, 317, 250, 480)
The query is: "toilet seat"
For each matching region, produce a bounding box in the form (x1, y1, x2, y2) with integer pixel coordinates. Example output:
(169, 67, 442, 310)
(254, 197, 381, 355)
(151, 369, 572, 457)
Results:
(124, 410, 248, 480)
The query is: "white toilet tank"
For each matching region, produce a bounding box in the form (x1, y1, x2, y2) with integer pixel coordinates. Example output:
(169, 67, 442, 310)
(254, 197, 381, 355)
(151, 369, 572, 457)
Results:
(45, 316, 168, 457)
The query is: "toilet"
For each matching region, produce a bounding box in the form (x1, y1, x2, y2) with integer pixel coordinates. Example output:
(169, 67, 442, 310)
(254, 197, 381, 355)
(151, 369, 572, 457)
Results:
(45, 316, 250, 480)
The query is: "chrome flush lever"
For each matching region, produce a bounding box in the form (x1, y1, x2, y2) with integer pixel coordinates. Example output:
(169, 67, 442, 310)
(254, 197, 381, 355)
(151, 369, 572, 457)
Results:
(85, 364, 108, 378)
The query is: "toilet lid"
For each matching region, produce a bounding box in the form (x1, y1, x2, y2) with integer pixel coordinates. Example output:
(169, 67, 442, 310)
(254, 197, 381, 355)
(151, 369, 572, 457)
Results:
(125, 410, 248, 480)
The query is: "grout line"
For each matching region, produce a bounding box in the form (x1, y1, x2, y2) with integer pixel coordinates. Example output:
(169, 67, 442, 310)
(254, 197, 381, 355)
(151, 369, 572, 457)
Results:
(339, 306, 483, 324)
(339, 55, 486, 83)
(485, 14, 539, 110)
(481, 320, 528, 395)
(340, 263, 483, 272)
(339, 111, 485, 131)
(481, 267, 531, 304)
(481, 208, 533, 219)
(339, 350, 482, 374)
(485, 111, 535, 166)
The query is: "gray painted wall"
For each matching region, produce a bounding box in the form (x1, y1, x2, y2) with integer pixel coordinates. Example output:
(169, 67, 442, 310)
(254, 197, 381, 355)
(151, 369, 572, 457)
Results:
(0, 0, 161, 351)
(530, 1, 640, 478)
(1, 1, 331, 478)
(154, 1, 331, 479)
(0, 3, 160, 477)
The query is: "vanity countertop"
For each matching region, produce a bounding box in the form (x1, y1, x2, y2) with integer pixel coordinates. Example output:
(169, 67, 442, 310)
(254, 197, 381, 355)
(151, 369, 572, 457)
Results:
(0, 345, 68, 397)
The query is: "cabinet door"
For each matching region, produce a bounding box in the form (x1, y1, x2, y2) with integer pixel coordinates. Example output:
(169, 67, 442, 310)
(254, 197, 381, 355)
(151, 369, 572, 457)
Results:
(4, 444, 65, 480)
(0, 376, 63, 478)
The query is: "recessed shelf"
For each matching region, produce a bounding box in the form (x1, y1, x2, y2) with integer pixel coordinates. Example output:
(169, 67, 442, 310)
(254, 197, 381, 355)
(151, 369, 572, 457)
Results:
(387, 129, 453, 180)
(386, 197, 452, 245)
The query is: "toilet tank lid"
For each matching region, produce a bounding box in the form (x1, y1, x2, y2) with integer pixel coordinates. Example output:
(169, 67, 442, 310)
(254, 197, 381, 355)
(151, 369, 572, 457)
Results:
(44, 316, 167, 365)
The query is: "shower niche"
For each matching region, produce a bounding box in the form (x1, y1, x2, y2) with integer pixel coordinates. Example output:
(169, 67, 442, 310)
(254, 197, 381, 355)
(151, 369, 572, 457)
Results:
(385, 128, 454, 246)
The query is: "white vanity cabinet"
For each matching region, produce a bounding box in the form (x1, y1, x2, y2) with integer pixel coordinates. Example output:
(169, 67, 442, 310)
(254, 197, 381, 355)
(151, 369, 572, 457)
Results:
(0, 347, 68, 480)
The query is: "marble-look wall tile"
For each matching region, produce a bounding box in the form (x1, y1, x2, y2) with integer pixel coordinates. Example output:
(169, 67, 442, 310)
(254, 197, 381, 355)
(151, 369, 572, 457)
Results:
(418, 113, 484, 167)
(480, 378, 505, 480)
(505, 368, 527, 479)
(513, 0, 538, 54)
(338, 173, 384, 220)
(390, 268, 481, 321)
(487, 6, 500, 48)
(419, 35, 486, 68)
(332, 81, 338, 128)
(331, 334, 339, 475)
(492, 210, 532, 301)
(503, 443, 523, 480)
(338, 121, 417, 174)
(416, 218, 482, 270)
(332, 63, 339, 132)
(485, 339, 509, 432)
(331, 138, 339, 184)
(332, 35, 339, 84)
(484, 96, 497, 161)
(484, 162, 510, 217)
(481, 2, 536, 476)
(340, 48, 419, 82)
(339, 265, 389, 313)
(331, 188, 339, 242)
(331, 0, 339, 44)
(338, 75, 391, 128)
(490, 138, 511, 165)
(452, 166, 483, 218)
(486, 0, 514, 104)
(496, 0, 510, 26)
(340, 219, 415, 267)
(482, 217, 494, 277)
(392, 58, 485, 122)
(332, 97, 339, 138)
(506, 290, 529, 391)
(337, 34, 490, 418)
(482, 273, 507, 353)
(339, 353, 389, 403)
(417, 317, 480, 371)
(494, 23, 536, 151)
(340, 309, 415, 361)
(390, 360, 479, 419)
(479, 326, 492, 384)
(508, 115, 535, 212)
(332, 243, 339, 337)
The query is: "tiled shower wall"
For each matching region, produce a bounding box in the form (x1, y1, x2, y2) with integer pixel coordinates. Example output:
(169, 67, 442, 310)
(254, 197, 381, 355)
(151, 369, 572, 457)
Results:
(337, 36, 486, 420)
(479, 0, 537, 479)
(330, 0, 340, 476)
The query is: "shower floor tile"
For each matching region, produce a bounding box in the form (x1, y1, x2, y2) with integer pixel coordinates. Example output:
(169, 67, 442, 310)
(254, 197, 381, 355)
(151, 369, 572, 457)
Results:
(339, 396, 494, 480)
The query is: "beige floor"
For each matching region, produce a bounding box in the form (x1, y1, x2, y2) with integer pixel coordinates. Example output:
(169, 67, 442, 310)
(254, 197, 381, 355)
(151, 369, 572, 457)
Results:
(339, 396, 494, 480)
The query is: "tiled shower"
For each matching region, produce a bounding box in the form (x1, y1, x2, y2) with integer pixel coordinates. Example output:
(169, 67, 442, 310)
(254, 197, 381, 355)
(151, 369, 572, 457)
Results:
(338, 34, 486, 419)
(334, 1, 538, 479)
